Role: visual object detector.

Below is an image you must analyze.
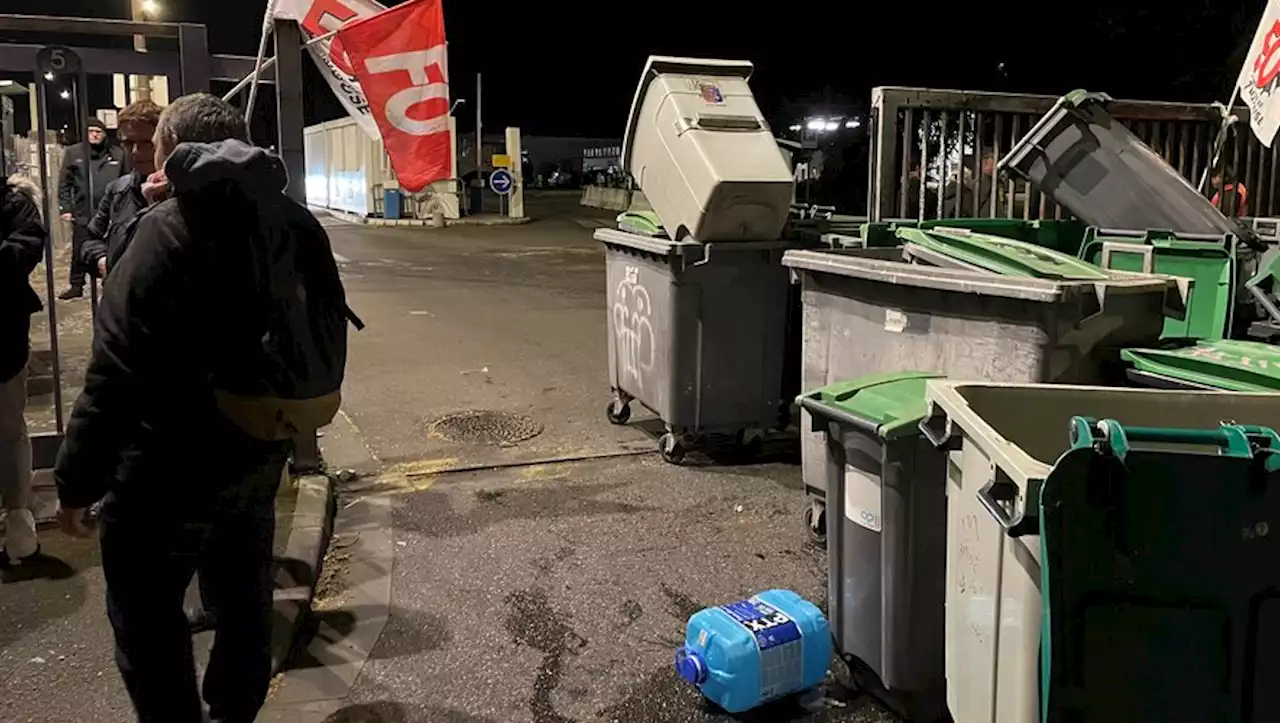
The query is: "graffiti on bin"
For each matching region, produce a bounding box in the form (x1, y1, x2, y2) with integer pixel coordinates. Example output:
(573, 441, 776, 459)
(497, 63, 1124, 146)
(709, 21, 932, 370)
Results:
(613, 266, 656, 391)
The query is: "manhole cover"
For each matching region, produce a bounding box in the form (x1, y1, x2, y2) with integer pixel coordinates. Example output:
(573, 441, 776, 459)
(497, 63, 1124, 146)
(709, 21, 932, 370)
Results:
(427, 410, 544, 446)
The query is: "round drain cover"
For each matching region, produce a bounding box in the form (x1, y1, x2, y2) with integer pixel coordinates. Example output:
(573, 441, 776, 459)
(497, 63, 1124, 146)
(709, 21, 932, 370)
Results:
(428, 410, 544, 446)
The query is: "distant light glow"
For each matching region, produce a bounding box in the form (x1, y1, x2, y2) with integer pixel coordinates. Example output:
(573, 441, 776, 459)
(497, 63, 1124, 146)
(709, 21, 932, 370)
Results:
(806, 119, 825, 131)
(788, 124, 802, 132)
(824, 121, 839, 131)
(846, 119, 861, 129)
(0, 80, 12, 87)
(44, 72, 54, 80)
(59, 90, 70, 100)
(141, 0, 161, 15)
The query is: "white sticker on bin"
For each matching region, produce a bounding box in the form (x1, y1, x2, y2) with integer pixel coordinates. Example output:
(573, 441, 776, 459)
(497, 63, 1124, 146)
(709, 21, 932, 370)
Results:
(844, 465, 883, 532)
(884, 309, 908, 333)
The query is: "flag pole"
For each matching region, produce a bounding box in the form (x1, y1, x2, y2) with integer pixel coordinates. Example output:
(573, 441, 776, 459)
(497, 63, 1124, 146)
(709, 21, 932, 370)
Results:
(1198, 86, 1242, 194)
(245, 0, 280, 130)
(222, 28, 341, 103)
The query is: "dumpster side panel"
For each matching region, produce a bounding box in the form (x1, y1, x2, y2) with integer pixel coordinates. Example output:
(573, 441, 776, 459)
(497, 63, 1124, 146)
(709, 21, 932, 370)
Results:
(606, 247, 679, 420)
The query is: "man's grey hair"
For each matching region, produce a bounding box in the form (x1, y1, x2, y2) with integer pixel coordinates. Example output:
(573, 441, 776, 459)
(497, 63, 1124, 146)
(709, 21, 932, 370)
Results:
(156, 93, 250, 147)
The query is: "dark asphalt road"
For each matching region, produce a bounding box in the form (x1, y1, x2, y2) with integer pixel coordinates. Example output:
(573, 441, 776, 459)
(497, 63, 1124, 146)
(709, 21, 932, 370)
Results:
(312, 193, 898, 723)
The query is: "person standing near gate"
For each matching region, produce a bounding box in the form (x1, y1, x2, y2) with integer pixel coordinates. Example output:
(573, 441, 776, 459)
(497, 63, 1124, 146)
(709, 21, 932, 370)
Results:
(0, 174, 46, 565)
(57, 117, 124, 299)
(54, 93, 353, 723)
(82, 101, 163, 280)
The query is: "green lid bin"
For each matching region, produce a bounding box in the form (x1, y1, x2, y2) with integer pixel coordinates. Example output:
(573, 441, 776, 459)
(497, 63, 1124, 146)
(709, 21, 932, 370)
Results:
(1122, 340, 1280, 392)
(798, 371, 947, 721)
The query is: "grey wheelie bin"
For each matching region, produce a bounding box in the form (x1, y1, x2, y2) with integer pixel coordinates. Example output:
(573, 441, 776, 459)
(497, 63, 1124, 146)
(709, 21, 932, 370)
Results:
(600, 229, 792, 463)
(799, 372, 949, 721)
(784, 247, 1184, 542)
(917, 380, 1280, 723)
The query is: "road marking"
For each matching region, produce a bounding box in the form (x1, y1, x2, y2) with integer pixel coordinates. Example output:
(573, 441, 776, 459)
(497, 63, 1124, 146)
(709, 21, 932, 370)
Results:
(333, 252, 351, 263)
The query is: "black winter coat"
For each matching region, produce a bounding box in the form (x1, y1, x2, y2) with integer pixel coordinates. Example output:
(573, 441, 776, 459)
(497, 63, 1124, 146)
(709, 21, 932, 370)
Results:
(58, 142, 125, 224)
(0, 177, 46, 382)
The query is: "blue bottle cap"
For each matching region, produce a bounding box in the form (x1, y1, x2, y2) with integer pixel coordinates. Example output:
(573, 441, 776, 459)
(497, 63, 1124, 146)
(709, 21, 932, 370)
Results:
(675, 646, 707, 685)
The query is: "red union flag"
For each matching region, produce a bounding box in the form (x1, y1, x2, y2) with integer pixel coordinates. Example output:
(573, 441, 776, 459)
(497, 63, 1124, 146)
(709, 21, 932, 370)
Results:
(274, 0, 386, 140)
(1239, 0, 1280, 147)
(338, 0, 452, 192)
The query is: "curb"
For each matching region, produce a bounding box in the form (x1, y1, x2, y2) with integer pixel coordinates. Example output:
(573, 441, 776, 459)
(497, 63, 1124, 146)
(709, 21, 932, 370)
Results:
(311, 206, 530, 227)
(271, 474, 336, 675)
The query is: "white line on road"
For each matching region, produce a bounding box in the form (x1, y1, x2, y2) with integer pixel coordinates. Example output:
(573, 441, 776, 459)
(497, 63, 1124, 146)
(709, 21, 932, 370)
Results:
(333, 252, 351, 264)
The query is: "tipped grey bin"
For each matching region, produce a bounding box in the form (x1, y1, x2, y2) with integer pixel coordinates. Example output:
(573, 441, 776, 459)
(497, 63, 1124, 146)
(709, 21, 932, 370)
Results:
(598, 228, 793, 462)
(783, 247, 1184, 541)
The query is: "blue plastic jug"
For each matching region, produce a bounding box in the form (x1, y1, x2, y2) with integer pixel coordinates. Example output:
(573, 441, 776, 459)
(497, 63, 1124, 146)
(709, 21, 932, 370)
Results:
(675, 589, 832, 713)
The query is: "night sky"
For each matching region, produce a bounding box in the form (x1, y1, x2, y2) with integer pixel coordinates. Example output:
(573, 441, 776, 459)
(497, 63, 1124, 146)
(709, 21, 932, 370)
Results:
(0, 0, 1266, 140)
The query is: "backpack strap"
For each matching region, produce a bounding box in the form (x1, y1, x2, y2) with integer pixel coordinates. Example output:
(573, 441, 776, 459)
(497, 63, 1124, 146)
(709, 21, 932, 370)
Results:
(345, 304, 365, 331)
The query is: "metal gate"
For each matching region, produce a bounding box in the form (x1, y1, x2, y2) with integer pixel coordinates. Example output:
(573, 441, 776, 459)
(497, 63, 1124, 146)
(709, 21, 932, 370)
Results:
(867, 87, 1272, 222)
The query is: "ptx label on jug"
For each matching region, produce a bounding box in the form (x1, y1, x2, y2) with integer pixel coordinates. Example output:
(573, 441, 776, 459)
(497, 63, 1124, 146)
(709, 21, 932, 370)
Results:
(720, 598, 802, 650)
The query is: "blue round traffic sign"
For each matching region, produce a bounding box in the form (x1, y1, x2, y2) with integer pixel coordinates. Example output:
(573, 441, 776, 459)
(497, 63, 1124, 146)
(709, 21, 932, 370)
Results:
(490, 168, 514, 195)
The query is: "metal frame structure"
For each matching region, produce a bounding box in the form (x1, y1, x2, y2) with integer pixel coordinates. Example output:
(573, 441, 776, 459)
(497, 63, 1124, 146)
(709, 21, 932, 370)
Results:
(0, 13, 313, 473)
(868, 87, 1268, 222)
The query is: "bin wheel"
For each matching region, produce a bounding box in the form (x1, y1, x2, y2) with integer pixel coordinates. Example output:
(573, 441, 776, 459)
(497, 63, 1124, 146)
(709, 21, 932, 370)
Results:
(606, 399, 631, 425)
(736, 431, 764, 459)
(804, 502, 827, 545)
(659, 433, 687, 465)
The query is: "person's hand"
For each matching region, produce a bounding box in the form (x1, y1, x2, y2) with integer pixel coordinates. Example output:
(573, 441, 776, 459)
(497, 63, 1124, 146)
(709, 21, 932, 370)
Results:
(142, 171, 170, 204)
(57, 506, 95, 538)
(59, 212, 72, 222)
(97, 258, 107, 277)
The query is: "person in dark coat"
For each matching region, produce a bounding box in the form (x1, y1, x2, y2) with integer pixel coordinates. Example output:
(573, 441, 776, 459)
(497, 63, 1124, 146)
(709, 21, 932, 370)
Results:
(83, 101, 162, 280)
(54, 93, 342, 723)
(57, 116, 124, 299)
(0, 174, 46, 565)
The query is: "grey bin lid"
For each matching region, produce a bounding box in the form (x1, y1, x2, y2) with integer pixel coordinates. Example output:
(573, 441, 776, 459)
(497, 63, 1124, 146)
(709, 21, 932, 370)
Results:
(1000, 90, 1257, 246)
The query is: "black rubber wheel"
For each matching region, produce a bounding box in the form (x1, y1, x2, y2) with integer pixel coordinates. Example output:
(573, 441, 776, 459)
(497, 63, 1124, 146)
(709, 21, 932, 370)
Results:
(606, 399, 631, 425)
(735, 431, 765, 460)
(659, 433, 687, 465)
(804, 503, 827, 545)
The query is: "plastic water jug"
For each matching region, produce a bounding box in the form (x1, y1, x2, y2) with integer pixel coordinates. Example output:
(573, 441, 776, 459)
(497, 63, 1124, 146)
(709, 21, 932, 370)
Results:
(675, 589, 832, 713)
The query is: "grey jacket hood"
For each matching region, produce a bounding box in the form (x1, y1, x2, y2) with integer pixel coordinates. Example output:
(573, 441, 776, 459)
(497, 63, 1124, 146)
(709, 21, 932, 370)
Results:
(164, 139, 289, 200)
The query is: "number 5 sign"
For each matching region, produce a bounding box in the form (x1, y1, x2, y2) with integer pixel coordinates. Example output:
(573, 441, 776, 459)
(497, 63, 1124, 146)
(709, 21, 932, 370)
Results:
(36, 46, 83, 78)
(339, 0, 452, 193)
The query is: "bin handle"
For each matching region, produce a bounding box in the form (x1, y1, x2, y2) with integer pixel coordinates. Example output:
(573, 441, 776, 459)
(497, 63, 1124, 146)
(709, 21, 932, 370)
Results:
(1068, 416, 1276, 460)
(797, 396, 881, 436)
(1100, 242, 1154, 273)
(918, 407, 962, 451)
(976, 470, 1040, 538)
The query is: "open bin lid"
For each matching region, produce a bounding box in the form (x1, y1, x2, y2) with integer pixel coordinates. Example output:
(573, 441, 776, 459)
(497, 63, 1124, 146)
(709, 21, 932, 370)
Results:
(896, 226, 1110, 280)
(1121, 340, 1280, 392)
(999, 90, 1258, 246)
(799, 371, 946, 440)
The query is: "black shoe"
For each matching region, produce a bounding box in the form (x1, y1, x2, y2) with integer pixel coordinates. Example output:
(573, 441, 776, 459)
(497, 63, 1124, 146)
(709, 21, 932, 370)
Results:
(187, 607, 218, 634)
(58, 287, 84, 300)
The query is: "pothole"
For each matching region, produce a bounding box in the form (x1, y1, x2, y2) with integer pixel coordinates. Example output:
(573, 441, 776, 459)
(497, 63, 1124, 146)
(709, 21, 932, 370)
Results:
(427, 410, 544, 446)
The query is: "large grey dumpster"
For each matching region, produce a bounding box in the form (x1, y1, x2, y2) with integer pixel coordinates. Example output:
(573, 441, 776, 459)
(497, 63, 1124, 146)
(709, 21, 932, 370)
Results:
(599, 228, 792, 462)
(784, 247, 1183, 540)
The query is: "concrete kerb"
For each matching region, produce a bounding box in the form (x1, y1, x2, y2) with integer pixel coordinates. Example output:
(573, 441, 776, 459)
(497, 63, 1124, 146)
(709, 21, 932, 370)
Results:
(271, 473, 337, 676)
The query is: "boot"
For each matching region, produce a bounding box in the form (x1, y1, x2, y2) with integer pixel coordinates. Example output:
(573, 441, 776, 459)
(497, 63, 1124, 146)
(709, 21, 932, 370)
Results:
(0, 508, 39, 565)
(58, 286, 84, 301)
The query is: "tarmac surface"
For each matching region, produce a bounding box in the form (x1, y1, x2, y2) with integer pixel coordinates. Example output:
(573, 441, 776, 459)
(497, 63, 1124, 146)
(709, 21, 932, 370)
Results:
(0, 193, 899, 722)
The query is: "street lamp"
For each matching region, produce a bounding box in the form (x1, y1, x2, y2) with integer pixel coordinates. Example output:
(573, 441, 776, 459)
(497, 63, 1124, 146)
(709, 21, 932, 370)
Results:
(59, 89, 70, 100)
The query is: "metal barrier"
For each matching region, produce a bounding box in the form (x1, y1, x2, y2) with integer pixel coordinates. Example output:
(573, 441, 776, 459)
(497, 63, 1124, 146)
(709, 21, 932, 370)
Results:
(868, 87, 1273, 222)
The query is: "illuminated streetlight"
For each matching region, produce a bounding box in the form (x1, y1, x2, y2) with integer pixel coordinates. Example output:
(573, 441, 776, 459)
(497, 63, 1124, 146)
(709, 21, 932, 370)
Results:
(846, 119, 860, 129)
(59, 89, 70, 100)
(44, 72, 55, 80)
(141, 0, 161, 15)
(806, 118, 825, 131)
(824, 121, 839, 131)
(788, 124, 802, 132)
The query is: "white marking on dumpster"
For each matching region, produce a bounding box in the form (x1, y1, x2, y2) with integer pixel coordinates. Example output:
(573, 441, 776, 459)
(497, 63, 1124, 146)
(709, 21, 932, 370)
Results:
(612, 266, 656, 391)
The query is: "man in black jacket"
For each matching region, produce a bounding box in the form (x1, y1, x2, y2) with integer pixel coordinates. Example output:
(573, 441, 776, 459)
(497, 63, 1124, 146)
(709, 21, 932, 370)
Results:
(57, 117, 124, 299)
(54, 94, 337, 723)
(83, 101, 162, 280)
(0, 175, 45, 565)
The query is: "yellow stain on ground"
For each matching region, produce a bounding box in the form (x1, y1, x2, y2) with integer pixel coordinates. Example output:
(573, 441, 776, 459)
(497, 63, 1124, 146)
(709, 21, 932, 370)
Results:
(517, 462, 573, 483)
(374, 457, 460, 493)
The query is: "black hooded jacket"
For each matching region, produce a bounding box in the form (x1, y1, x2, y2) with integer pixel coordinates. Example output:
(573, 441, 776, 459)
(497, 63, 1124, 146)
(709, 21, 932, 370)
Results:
(54, 140, 341, 512)
(58, 130, 125, 224)
(0, 176, 45, 382)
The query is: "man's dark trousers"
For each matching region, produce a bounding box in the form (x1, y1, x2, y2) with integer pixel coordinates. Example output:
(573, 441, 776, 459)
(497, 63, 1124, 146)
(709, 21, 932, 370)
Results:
(69, 222, 92, 290)
(99, 450, 286, 723)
